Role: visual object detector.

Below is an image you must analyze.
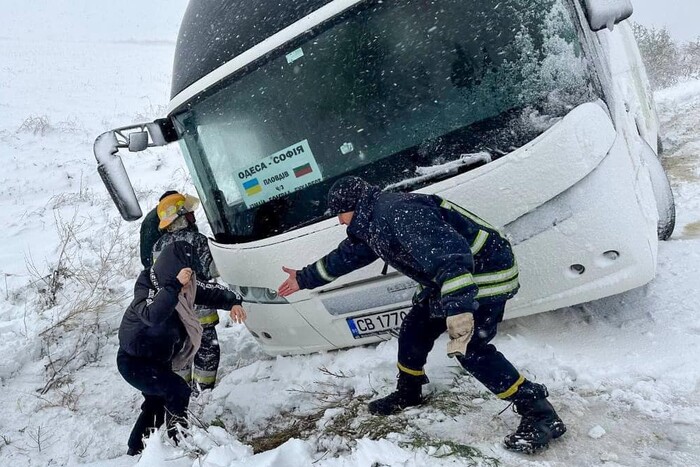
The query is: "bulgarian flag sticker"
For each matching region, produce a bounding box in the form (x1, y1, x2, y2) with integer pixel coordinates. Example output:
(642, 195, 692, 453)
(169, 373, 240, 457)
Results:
(293, 163, 313, 178)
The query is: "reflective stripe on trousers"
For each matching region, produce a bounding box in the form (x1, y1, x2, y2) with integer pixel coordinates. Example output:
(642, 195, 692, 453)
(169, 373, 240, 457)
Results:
(398, 299, 522, 397)
(176, 326, 221, 389)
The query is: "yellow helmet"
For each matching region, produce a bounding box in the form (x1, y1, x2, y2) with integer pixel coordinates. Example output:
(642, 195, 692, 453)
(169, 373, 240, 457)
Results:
(157, 193, 200, 229)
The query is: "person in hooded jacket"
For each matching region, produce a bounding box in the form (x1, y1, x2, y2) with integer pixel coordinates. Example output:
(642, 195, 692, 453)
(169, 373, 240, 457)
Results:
(277, 176, 566, 454)
(147, 192, 225, 392)
(117, 241, 245, 456)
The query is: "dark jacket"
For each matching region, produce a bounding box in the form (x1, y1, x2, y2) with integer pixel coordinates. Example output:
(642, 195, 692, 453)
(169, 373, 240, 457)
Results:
(153, 226, 216, 281)
(297, 186, 518, 317)
(153, 226, 222, 325)
(118, 242, 242, 362)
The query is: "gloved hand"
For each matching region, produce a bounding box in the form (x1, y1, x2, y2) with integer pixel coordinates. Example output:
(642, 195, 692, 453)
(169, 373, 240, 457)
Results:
(446, 312, 474, 358)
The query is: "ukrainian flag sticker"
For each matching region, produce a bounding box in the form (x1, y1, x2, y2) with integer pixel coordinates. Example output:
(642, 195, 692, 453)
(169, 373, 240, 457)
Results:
(243, 178, 262, 196)
(235, 139, 323, 208)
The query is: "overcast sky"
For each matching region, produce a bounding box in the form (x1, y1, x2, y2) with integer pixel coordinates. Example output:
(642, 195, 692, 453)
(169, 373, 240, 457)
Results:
(632, 0, 699, 41)
(0, 0, 188, 42)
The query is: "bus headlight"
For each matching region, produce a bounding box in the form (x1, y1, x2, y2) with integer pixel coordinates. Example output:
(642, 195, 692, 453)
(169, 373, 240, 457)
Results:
(235, 286, 288, 304)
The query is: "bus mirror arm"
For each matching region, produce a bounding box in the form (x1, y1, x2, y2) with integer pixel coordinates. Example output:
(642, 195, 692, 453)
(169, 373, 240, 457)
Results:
(93, 119, 178, 221)
(153, 118, 179, 144)
(124, 120, 176, 151)
(582, 0, 633, 32)
(94, 130, 142, 221)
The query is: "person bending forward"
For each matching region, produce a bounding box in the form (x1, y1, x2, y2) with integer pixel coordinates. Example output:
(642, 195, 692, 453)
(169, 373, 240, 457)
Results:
(278, 176, 566, 453)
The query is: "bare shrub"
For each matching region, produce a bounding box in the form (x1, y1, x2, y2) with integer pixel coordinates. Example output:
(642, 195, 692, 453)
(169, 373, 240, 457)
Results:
(681, 39, 700, 79)
(26, 210, 137, 401)
(133, 100, 168, 122)
(24, 425, 55, 453)
(34, 383, 84, 412)
(16, 115, 82, 136)
(0, 434, 10, 455)
(16, 116, 52, 136)
(633, 23, 700, 89)
(25, 210, 75, 310)
(47, 173, 107, 210)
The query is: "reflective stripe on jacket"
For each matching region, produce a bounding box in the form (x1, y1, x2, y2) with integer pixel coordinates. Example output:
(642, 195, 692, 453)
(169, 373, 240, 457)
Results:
(297, 188, 518, 317)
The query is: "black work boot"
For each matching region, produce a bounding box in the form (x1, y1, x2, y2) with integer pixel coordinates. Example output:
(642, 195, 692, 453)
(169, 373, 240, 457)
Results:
(504, 381, 566, 454)
(368, 372, 425, 415)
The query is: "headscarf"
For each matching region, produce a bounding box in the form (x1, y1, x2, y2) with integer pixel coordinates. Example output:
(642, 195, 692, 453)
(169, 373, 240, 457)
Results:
(172, 276, 201, 371)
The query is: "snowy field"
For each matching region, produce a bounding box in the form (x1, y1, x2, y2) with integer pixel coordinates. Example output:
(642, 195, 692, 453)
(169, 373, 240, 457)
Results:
(1, 5, 700, 467)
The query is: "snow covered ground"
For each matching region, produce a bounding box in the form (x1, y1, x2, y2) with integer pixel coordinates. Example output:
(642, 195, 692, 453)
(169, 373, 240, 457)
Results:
(1, 5, 700, 467)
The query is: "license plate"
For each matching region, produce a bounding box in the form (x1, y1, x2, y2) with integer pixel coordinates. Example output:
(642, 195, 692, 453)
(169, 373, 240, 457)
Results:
(347, 309, 408, 338)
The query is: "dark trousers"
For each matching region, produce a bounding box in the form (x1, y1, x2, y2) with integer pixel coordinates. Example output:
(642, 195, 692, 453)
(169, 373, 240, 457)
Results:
(398, 300, 521, 397)
(117, 350, 191, 451)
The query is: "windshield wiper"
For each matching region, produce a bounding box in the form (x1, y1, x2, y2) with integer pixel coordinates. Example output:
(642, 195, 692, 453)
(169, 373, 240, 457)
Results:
(385, 151, 493, 192)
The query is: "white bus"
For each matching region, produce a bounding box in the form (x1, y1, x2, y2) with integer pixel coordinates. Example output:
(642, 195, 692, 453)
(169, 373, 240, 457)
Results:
(96, 0, 675, 355)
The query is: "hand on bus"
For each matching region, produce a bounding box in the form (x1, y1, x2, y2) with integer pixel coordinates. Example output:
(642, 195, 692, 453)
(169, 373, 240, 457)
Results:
(278, 266, 300, 297)
(229, 305, 247, 324)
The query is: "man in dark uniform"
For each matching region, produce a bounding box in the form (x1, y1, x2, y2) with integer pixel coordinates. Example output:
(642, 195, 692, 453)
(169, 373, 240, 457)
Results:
(277, 176, 566, 453)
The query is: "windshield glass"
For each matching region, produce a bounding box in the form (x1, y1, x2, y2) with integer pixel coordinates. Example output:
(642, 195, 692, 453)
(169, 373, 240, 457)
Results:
(173, 0, 600, 243)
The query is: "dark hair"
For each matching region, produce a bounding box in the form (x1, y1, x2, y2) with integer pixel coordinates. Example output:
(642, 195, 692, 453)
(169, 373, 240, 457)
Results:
(159, 190, 179, 201)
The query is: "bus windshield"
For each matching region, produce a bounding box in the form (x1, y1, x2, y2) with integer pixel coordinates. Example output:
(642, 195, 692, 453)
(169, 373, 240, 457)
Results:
(173, 0, 601, 243)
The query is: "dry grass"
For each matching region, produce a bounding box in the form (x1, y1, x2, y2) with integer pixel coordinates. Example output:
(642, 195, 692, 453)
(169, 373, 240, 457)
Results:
(406, 435, 501, 466)
(246, 410, 324, 454)
(206, 368, 500, 464)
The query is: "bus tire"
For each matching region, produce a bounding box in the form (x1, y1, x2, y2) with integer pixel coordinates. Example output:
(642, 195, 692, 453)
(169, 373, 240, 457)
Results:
(641, 141, 675, 241)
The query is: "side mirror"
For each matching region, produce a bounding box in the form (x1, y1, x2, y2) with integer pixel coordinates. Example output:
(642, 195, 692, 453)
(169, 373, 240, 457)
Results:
(93, 120, 177, 221)
(128, 131, 149, 152)
(582, 0, 633, 32)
